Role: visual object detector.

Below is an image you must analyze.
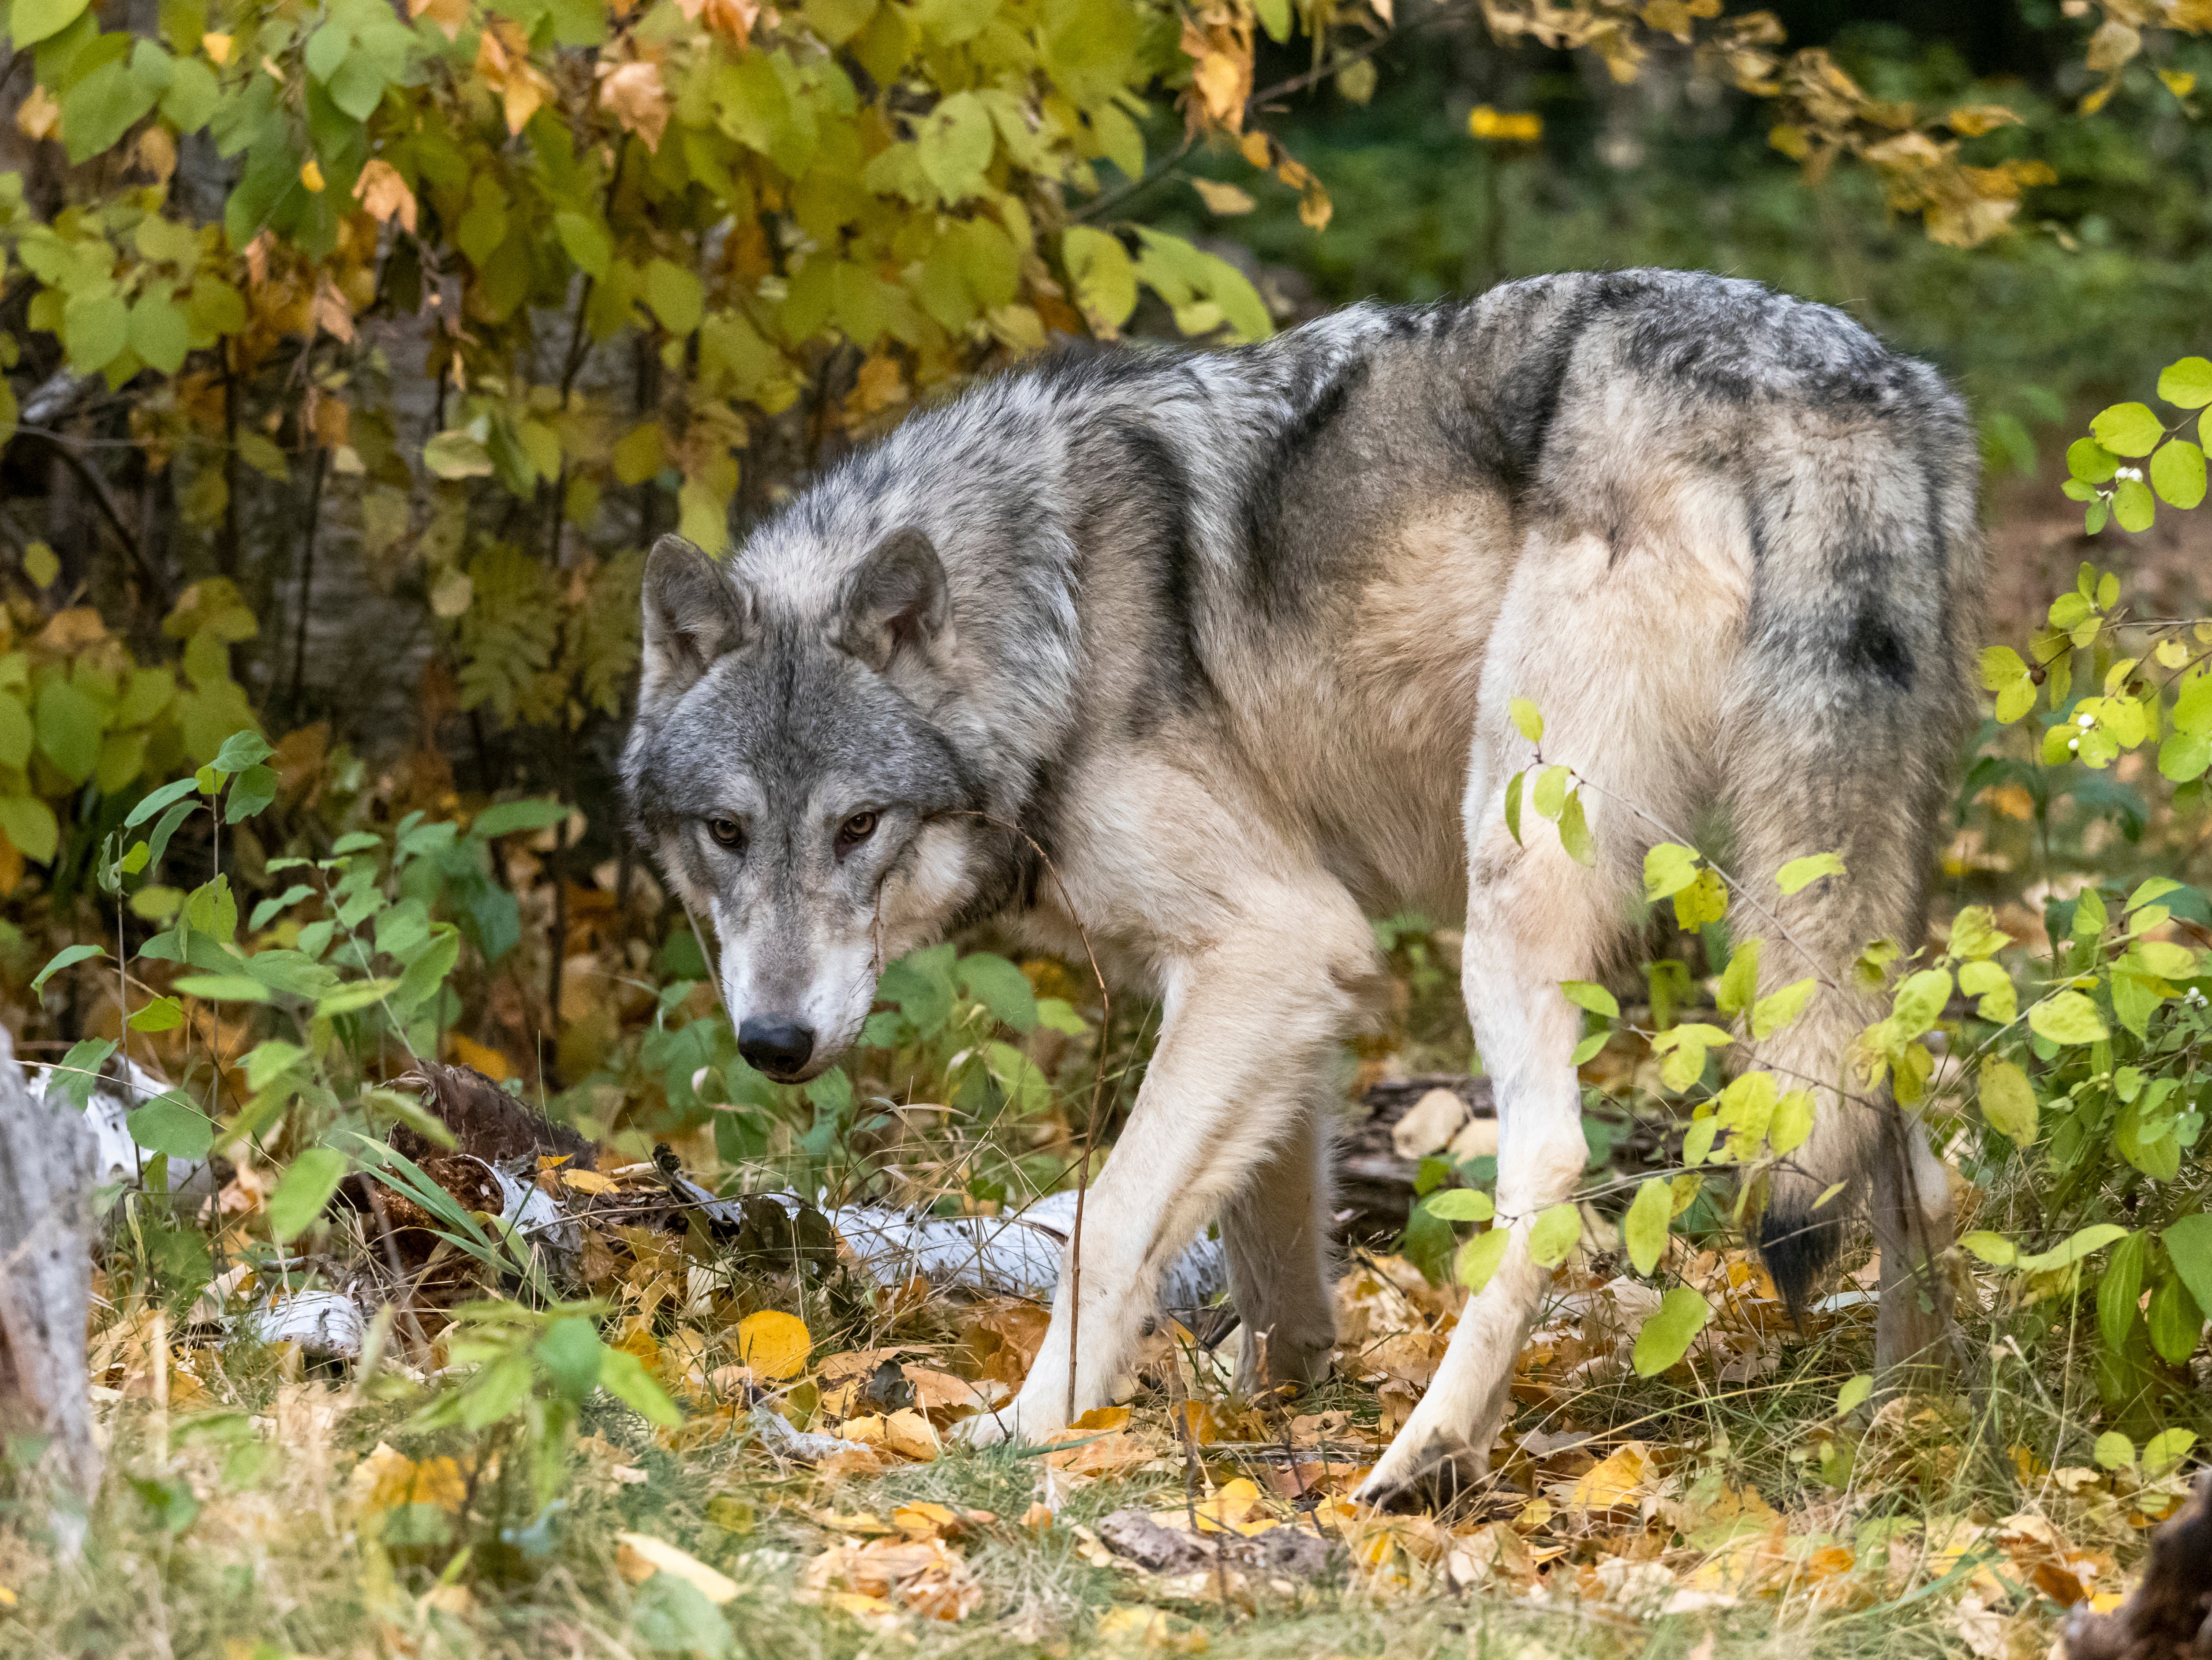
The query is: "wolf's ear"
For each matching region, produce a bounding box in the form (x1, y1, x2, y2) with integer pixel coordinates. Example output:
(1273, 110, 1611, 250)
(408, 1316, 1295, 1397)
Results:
(640, 534, 754, 704)
(836, 527, 950, 673)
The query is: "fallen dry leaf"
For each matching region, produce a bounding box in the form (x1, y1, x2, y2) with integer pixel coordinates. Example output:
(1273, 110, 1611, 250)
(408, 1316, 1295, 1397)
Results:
(616, 1533, 739, 1603)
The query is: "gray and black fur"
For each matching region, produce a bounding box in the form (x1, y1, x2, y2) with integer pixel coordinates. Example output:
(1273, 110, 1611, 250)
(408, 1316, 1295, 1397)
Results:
(623, 268, 1983, 1501)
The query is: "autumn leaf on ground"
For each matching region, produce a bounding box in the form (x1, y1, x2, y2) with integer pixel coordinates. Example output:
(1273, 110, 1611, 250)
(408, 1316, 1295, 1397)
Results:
(736, 1310, 811, 1380)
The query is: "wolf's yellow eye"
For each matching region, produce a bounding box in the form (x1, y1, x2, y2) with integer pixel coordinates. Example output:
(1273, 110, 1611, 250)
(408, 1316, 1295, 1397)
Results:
(837, 810, 878, 852)
(708, 817, 745, 849)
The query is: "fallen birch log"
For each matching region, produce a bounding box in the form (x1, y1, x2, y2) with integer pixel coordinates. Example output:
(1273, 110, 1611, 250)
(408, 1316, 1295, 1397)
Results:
(0, 1022, 104, 1548)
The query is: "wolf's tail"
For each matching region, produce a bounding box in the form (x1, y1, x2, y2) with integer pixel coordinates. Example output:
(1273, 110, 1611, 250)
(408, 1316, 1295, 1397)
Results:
(1715, 367, 1984, 1313)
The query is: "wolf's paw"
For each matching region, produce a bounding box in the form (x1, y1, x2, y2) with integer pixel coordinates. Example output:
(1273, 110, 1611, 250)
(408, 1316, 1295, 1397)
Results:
(1352, 1434, 1490, 1514)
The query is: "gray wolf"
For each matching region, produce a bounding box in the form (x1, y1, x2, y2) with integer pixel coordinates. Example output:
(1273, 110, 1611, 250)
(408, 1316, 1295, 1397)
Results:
(621, 268, 1982, 1504)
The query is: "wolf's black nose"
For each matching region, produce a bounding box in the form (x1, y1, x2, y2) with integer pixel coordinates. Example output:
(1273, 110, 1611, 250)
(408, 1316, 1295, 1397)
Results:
(737, 1018, 815, 1077)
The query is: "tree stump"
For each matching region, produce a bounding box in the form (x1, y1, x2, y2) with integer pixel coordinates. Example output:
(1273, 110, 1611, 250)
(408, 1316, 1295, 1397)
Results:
(0, 1021, 103, 1545)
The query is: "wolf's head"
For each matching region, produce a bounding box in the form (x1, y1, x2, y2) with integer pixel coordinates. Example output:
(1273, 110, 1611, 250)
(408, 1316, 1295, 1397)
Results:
(620, 530, 982, 1082)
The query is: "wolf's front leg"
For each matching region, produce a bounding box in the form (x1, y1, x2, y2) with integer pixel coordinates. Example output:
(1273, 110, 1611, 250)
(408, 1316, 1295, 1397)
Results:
(1356, 782, 1624, 1509)
(962, 898, 1376, 1449)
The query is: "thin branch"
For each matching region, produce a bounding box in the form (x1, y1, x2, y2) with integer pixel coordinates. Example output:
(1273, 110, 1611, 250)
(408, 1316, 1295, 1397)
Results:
(25, 430, 173, 606)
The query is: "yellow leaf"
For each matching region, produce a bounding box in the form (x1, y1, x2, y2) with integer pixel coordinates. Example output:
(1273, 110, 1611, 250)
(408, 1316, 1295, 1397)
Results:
(348, 1443, 468, 1513)
(202, 31, 232, 62)
(616, 1533, 739, 1603)
(598, 59, 670, 151)
(1189, 177, 1255, 215)
(882, 1407, 939, 1461)
(736, 1309, 811, 1380)
(893, 1502, 964, 1538)
(561, 1168, 617, 1194)
(352, 159, 419, 233)
(299, 159, 325, 194)
(1095, 1607, 1208, 1652)
(1562, 1441, 1653, 1510)
(15, 85, 59, 141)
(447, 1033, 514, 1078)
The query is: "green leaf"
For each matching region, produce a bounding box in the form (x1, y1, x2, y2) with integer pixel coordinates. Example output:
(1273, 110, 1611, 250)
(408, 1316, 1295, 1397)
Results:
(598, 1346, 682, 1426)
(1526, 1202, 1582, 1268)
(241, 1040, 307, 1092)
(644, 259, 704, 336)
(2013, 1223, 2129, 1275)
(472, 798, 569, 838)
(1959, 1230, 2016, 1266)
(1556, 790, 1594, 867)
(36, 678, 104, 786)
(2114, 476, 2156, 533)
(2090, 402, 2166, 458)
(213, 730, 273, 771)
(224, 763, 277, 822)
(2093, 1431, 2135, 1471)
(1423, 1189, 1494, 1223)
(1768, 1089, 1814, 1154)
(2144, 1428, 2198, 1477)
(1715, 938, 1760, 1017)
(2161, 1214, 2212, 1318)
(1643, 842, 1700, 901)
(2157, 356, 2212, 410)
(2101, 1230, 2150, 1354)
(32, 942, 105, 994)
(536, 1316, 605, 1401)
(1631, 1286, 1710, 1377)
(60, 59, 160, 165)
(2066, 438, 2120, 484)
(1502, 770, 1524, 846)
(1835, 1373, 1873, 1416)
(11, 0, 90, 45)
(1775, 852, 1845, 894)
(422, 430, 494, 479)
(2028, 990, 2107, 1047)
(2151, 440, 2207, 510)
(1060, 226, 1135, 332)
(1750, 977, 1816, 1039)
(173, 974, 273, 1003)
(128, 996, 183, 1032)
(1558, 980, 1618, 1019)
(916, 90, 995, 202)
(314, 979, 400, 1017)
(1531, 764, 1568, 821)
(1456, 1227, 1510, 1291)
(1977, 1057, 2037, 1148)
(1624, 1178, 1670, 1276)
(127, 295, 189, 376)
(554, 211, 611, 279)
(2147, 1270, 2203, 1365)
(459, 1354, 534, 1431)
(1508, 697, 1543, 743)
(0, 694, 29, 770)
(957, 953, 1038, 1034)
(267, 1147, 347, 1242)
(0, 795, 59, 864)
(128, 1092, 214, 1160)
(128, 777, 200, 828)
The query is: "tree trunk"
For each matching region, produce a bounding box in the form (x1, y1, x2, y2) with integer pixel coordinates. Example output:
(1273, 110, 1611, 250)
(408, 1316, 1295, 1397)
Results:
(0, 1022, 102, 1548)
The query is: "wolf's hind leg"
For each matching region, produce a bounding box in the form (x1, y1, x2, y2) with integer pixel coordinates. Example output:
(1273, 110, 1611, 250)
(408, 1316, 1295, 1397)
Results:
(1718, 651, 1962, 1383)
(1220, 1088, 1337, 1396)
